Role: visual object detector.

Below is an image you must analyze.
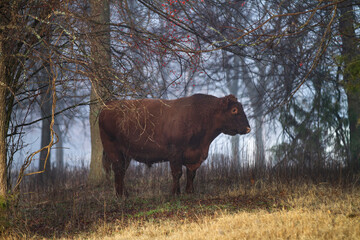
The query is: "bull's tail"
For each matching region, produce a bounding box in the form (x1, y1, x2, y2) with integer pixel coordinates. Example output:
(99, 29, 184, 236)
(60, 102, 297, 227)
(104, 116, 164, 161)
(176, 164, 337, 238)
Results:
(102, 151, 112, 181)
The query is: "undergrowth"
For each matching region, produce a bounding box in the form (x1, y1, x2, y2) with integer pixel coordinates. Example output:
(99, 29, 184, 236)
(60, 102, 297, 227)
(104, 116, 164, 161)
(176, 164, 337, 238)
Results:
(1, 160, 360, 239)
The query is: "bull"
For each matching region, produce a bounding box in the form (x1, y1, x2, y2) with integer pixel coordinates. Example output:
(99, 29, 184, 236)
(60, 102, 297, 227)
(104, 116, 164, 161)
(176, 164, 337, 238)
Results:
(99, 94, 250, 196)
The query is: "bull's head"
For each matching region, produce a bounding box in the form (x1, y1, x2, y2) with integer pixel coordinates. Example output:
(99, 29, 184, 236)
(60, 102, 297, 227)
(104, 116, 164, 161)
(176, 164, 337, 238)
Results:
(220, 95, 251, 136)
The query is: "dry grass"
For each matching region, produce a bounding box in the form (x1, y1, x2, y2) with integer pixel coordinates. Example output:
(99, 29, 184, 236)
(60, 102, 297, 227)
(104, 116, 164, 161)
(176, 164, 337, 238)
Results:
(91, 184, 360, 240)
(103, 209, 359, 240)
(2, 162, 360, 239)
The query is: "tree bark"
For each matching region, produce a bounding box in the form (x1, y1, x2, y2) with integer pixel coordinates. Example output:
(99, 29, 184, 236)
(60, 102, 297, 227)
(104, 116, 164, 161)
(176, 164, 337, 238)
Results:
(88, 0, 112, 185)
(253, 62, 266, 169)
(0, 0, 11, 200)
(0, 40, 7, 198)
(54, 122, 63, 172)
(224, 52, 241, 166)
(339, 1, 360, 171)
(38, 79, 52, 185)
(239, 57, 266, 169)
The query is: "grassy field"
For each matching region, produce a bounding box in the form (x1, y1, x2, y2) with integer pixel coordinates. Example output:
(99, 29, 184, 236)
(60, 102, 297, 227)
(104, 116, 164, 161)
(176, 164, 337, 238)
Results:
(92, 184, 360, 240)
(2, 164, 360, 239)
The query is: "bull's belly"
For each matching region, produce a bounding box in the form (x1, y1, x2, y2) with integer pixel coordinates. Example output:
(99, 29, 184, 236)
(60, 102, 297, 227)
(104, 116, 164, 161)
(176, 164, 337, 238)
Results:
(131, 155, 203, 167)
(121, 143, 179, 164)
(116, 137, 205, 166)
(126, 147, 204, 167)
(133, 156, 169, 165)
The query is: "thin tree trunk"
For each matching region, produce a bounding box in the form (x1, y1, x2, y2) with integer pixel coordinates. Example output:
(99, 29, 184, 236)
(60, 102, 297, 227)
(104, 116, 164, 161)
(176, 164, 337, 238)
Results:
(254, 115, 265, 168)
(88, 0, 112, 185)
(38, 82, 52, 185)
(0, 40, 7, 198)
(239, 57, 265, 169)
(53, 122, 64, 184)
(224, 52, 241, 166)
(254, 62, 265, 169)
(0, 1, 17, 198)
(37, 24, 53, 185)
(339, 1, 360, 171)
(54, 122, 63, 172)
(89, 91, 105, 185)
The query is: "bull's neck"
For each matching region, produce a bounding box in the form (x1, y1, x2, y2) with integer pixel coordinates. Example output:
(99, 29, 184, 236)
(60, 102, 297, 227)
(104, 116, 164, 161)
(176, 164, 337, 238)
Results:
(196, 107, 223, 148)
(201, 122, 222, 148)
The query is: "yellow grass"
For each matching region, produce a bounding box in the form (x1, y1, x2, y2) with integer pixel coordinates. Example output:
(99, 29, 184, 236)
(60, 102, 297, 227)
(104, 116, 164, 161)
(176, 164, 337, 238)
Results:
(89, 185, 360, 240)
(98, 209, 358, 240)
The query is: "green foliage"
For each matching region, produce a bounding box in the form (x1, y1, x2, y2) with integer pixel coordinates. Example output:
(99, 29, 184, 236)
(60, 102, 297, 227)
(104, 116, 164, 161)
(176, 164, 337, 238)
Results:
(344, 57, 360, 94)
(336, 55, 360, 94)
(0, 195, 9, 233)
(0, 196, 6, 210)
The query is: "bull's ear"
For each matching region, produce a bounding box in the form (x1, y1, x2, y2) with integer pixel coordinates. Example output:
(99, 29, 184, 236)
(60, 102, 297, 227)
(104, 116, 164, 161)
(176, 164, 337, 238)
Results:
(221, 94, 238, 109)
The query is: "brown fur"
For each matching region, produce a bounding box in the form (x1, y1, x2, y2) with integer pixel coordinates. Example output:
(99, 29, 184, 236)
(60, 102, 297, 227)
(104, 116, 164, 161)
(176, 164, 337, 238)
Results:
(99, 94, 250, 196)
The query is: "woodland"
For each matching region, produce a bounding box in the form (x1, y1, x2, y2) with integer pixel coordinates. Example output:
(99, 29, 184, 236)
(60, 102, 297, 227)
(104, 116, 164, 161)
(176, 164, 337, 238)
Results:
(0, 0, 359, 238)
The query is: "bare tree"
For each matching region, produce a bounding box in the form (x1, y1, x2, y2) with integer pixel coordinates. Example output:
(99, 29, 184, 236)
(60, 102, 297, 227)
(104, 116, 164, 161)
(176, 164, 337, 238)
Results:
(87, 0, 112, 185)
(37, 72, 53, 185)
(0, 40, 7, 198)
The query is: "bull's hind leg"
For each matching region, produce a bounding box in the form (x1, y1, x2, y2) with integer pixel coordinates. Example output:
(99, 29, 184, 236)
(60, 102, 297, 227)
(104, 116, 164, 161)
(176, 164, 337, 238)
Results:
(185, 168, 197, 194)
(170, 161, 182, 195)
(113, 154, 130, 197)
(100, 129, 123, 192)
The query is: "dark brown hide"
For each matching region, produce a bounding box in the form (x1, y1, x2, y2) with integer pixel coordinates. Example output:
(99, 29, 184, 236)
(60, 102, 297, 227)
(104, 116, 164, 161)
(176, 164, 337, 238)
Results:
(99, 94, 250, 196)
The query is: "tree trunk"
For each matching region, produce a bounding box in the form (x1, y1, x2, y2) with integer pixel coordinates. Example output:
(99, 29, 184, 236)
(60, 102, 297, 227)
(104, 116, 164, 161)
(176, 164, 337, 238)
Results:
(38, 81, 52, 185)
(339, 1, 360, 171)
(254, 114, 265, 168)
(88, 0, 112, 185)
(89, 92, 106, 185)
(224, 52, 241, 165)
(0, 40, 7, 198)
(54, 122, 63, 172)
(239, 57, 266, 169)
(253, 62, 266, 169)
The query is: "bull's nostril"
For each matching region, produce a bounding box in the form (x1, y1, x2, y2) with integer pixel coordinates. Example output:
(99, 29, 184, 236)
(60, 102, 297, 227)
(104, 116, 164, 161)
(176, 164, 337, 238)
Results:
(246, 127, 251, 133)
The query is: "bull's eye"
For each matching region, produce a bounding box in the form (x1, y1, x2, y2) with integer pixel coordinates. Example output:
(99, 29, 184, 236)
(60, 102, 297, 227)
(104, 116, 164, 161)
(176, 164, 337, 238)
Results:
(231, 107, 238, 115)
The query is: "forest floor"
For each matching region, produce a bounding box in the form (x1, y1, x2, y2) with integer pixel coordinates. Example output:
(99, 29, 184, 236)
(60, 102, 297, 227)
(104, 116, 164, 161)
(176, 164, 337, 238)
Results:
(2, 177, 360, 239)
(1, 161, 360, 239)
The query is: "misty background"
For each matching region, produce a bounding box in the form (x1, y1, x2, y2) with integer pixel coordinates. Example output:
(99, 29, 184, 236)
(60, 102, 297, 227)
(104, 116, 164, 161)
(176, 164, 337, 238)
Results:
(2, 0, 359, 191)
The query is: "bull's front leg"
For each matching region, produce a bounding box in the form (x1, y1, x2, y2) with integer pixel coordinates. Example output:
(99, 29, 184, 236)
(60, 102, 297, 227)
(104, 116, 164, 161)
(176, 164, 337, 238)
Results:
(185, 162, 200, 193)
(170, 161, 182, 195)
